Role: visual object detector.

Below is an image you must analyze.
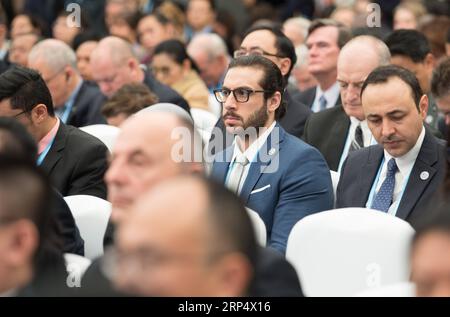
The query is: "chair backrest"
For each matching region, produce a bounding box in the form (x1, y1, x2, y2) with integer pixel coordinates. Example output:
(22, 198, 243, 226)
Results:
(285, 207, 415, 296)
(355, 281, 416, 297)
(246, 207, 267, 246)
(64, 195, 112, 260)
(64, 253, 92, 284)
(191, 108, 218, 144)
(329, 170, 339, 206)
(80, 124, 120, 153)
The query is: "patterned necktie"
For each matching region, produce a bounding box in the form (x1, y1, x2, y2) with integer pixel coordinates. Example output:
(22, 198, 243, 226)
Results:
(371, 158, 398, 212)
(319, 95, 327, 111)
(227, 153, 249, 194)
(349, 124, 364, 152)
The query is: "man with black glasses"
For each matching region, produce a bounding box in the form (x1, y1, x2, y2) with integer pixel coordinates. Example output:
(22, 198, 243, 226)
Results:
(210, 55, 333, 254)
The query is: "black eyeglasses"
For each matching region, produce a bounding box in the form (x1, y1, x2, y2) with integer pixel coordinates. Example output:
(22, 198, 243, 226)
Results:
(213, 88, 273, 103)
(13, 110, 29, 118)
(233, 48, 284, 59)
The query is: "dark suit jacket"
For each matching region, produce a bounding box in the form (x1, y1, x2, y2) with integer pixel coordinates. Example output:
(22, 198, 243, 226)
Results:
(211, 124, 334, 253)
(66, 81, 107, 128)
(142, 70, 191, 114)
(80, 246, 303, 297)
(278, 91, 312, 139)
(303, 105, 349, 171)
(51, 188, 84, 255)
(41, 122, 108, 199)
(336, 129, 447, 229)
(293, 85, 342, 110)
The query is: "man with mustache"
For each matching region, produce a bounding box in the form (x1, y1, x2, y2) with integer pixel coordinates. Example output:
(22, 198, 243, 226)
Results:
(210, 55, 333, 254)
(336, 65, 447, 229)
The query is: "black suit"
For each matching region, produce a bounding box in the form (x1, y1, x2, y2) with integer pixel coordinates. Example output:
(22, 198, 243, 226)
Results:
(293, 85, 342, 110)
(51, 188, 84, 255)
(80, 246, 303, 297)
(278, 91, 312, 139)
(142, 70, 191, 114)
(65, 81, 107, 127)
(303, 105, 349, 171)
(336, 129, 447, 228)
(41, 122, 108, 199)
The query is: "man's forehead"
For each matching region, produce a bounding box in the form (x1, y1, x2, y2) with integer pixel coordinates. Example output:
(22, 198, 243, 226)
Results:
(242, 30, 276, 48)
(224, 66, 263, 83)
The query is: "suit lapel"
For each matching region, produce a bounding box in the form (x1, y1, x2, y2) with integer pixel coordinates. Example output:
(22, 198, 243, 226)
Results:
(356, 146, 384, 206)
(212, 146, 234, 183)
(40, 123, 66, 175)
(325, 107, 350, 170)
(240, 124, 284, 204)
(396, 131, 438, 220)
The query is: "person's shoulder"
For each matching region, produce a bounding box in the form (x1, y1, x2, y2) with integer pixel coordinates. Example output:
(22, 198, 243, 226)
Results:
(63, 124, 108, 151)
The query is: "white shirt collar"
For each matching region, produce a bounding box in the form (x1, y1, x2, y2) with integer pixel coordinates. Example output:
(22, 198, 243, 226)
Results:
(383, 126, 426, 178)
(231, 121, 277, 163)
(314, 82, 340, 110)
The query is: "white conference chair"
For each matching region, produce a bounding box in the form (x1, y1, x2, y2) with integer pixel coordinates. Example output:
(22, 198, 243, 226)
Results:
(64, 253, 92, 283)
(64, 195, 112, 260)
(329, 170, 340, 206)
(246, 207, 267, 246)
(80, 124, 120, 153)
(355, 281, 416, 297)
(190, 108, 218, 144)
(285, 207, 415, 297)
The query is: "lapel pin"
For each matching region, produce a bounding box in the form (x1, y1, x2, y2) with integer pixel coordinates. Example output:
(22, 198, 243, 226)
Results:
(420, 171, 429, 181)
(268, 148, 276, 156)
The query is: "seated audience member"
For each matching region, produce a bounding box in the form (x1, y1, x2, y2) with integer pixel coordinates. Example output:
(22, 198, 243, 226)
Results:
(392, 1, 426, 31)
(336, 65, 447, 229)
(102, 83, 159, 127)
(210, 55, 333, 254)
(89, 36, 190, 113)
(303, 35, 390, 172)
(152, 39, 210, 111)
(52, 10, 89, 47)
(81, 111, 303, 297)
(385, 30, 439, 128)
(8, 33, 40, 67)
(10, 14, 42, 39)
(111, 175, 257, 296)
(75, 40, 98, 82)
(0, 118, 84, 255)
(411, 210, 450, 297)
(28, 39, 106, 127)
(430, 57, 450, 139)
(0, 65, 108, 198)
(184, 0, 216, 42)
(0, 158, 72, 296)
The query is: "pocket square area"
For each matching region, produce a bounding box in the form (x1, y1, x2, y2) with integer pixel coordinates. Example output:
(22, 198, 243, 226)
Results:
(251, 184, 271, 194)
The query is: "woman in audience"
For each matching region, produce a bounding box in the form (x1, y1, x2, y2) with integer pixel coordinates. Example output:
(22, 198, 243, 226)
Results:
(137, 2, 185, 64)
(151, 39, 210, 111)
(10, 13, 43, 39)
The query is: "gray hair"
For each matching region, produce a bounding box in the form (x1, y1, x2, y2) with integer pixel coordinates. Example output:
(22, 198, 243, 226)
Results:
(28, 39, 77, 72)
(187, 33, 230, 60)
(341, 35, 391, 66)
(283, 17, 311, 43)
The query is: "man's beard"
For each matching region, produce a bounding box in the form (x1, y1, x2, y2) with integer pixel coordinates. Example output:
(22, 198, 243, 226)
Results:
(223, 104, 269, 137)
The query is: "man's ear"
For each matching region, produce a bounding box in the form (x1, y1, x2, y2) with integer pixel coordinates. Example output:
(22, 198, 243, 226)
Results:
(267, 91, 282, 114)
(278, 57, 292, 77)
(31, 104, 49, 124)
(5, 220, 39, 267)
(211, 253, 253, 297)
(424, 53, 436, 70)
(418, 94, 429, 120)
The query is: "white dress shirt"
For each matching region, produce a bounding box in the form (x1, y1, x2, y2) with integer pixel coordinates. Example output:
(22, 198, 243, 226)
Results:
(337, 116, 375, 173)
(367, 126, 426, 215)
(226, 121, 276, 194)
(311, 82, 341, 113)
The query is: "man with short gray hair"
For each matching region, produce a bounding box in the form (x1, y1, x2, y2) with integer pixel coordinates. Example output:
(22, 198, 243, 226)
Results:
(28, 39, 106, 127)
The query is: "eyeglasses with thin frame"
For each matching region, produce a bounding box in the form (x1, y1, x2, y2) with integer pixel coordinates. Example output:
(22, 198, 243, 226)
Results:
(213, 87, 273, 103)
(13, 110, 29, 118)
(233, 47, 284, 59)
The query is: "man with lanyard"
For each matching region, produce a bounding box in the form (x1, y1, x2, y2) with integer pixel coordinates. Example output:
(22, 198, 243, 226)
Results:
(336, 65, 447, 229)
(28, 39, 106, 127)
(0, 65, 108, 198)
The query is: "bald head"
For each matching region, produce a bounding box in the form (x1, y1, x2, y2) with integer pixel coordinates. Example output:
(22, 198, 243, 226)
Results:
(106, 111, 204, 223)
(337, 35, 391, 121)
(90, 36, 143, 97)
(114, 175, 256, 296)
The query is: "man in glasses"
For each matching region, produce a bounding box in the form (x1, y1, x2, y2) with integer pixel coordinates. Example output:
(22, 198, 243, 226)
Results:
(210, 55, 333, 254)
(0, 65, 108, 199)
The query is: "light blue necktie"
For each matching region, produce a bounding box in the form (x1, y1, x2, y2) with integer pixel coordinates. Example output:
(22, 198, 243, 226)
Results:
(371, 158, 398, 212)
(319, 95, 327, 111)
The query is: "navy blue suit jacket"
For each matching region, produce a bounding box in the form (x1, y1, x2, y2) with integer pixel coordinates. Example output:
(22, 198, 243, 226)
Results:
(210, 124, 334, 253)
(336, 129, 447, 228)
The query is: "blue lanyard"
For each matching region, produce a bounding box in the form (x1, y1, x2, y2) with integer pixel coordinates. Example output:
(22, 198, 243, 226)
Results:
(36, 136, 56, 166)
(366, 157, 412, 215)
